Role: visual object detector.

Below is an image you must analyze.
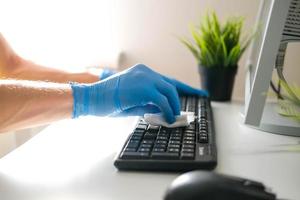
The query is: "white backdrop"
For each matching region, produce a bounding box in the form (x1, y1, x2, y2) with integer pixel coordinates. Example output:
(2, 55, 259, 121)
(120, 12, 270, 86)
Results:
(1, 0, 300, 157)
(0, 0, 119, 71)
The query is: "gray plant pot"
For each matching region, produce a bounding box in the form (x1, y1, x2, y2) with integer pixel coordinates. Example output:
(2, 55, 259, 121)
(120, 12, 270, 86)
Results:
(198, 65, 238, 101)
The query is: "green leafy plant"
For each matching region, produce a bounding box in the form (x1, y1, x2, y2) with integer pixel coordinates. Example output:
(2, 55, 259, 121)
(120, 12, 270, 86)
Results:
(277, 81, 300, 123)
(180, 11, 252, 68)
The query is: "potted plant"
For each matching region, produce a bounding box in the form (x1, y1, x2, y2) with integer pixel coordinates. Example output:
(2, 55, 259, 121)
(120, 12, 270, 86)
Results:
(180, 11, 252, 101)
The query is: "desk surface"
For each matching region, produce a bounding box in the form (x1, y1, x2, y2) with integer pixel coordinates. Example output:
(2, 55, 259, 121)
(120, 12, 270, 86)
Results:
(0, 102, 300, 200)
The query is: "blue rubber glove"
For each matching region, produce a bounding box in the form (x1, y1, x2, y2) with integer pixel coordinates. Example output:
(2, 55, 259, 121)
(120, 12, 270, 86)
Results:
(71, 64, 208, 124)
(99, 68, 116, 80)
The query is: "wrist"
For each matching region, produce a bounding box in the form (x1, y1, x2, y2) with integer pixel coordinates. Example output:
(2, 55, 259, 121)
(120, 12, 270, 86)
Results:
(70, 82, 90, 118)
(70, 72, 99, 83)
(70, 77, 122, 118)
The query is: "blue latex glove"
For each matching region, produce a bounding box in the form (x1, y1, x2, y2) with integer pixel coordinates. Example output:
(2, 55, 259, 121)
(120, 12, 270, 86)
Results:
(99, 68, 116, 80)
(71, 64, 208, 124)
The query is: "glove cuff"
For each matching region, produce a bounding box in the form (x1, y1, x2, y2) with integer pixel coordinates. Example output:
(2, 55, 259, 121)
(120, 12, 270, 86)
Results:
(97, 76, 123, 115)
(70, 75, 122, 118)
(70, 82, 90, 118)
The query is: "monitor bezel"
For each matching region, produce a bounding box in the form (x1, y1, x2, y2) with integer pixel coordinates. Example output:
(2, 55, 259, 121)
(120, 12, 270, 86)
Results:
(244, 0, 291, 126)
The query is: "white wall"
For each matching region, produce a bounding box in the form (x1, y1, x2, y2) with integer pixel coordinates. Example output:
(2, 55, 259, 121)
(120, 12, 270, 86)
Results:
(115, 0, 300, 100)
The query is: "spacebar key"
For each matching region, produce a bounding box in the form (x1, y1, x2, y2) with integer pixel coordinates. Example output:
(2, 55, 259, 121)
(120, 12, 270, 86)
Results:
(151, 152, 179, 159)
(121, 152, 150, 159)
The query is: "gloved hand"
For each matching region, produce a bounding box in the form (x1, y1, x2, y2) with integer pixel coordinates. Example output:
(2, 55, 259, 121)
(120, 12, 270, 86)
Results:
(99, 67, 116, 80)
(71, 64, 208, 124)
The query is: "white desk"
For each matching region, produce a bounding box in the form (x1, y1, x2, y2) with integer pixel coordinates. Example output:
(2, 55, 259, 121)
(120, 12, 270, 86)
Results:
(0, 102, 300, 200)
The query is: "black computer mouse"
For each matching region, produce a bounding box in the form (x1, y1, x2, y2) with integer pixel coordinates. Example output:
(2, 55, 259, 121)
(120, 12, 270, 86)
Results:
(164, 171, 277, 200)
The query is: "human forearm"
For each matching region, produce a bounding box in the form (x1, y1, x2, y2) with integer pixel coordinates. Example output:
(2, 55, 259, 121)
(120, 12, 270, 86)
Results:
(0, 80, 73, 133)
(0, 33, 99, 83)
(3, 57, 99, 83)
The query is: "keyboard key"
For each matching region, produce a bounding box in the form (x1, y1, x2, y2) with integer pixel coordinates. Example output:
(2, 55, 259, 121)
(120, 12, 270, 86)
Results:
(139, 148, 151, 152)
(140, 144, 152, 148)
(199, 127, 207, 131)
(144, 132, 157, 140)
(186, 96, 196, 112)
(186, 123, 196, 131)
(147, 125, 160, 131)
(168, 148, 180, 153)
(131, 135, 142, 140)
(170, 129, 182, 134)
(181, 152, 194, 160)
(159, 128, 170, 134)
(153, 144, 167, 149)
(138, 120, 148, 125)
(199, 122, 207, 126)
(153, 148, 165, 152)
(157, 133, 169, 138)
(199, 119, 207, 123)
(184, 130, 195, 134)
(183, 141, 195, 145)
(169, 140, 181, 145)
(151, 152, 179, 159)
(182, 148, 194, 153)
(132, 133, 144, 138)
(171, 134, 182, 138)
(199, 133, 208, 137)
(168, 144, 180, 148)
(157, 136, 168, 140)
(127, 141, 140, 148)
(184, 133, 195, 137)
(180, 96, 186, 110)
(198, 135, 208, 143)
(125, 147, 137, 152)
(182, 144, 194, 149)
(134, 129, 144, 133)
(136, 124, 148, 130)
(142, 140, 155, 145)
(134, 132, 145, 137)
(170, 136, 181, 141)
(156, 140, 167, 144)
(198, 146, 208, 156)
(121, 152, 150, 159)
(199, 130, 208, 135)
(183, 137, 195, 141)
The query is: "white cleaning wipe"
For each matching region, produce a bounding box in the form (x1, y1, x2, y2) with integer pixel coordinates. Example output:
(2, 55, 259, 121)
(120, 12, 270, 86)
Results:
(144, 111, 195, 128)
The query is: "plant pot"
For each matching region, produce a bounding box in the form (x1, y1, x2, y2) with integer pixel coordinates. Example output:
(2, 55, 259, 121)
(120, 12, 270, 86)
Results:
(198, 65, 237, 101)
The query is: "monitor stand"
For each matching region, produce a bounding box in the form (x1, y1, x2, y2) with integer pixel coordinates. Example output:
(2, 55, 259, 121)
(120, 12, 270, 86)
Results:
(242, 102, 300, 137)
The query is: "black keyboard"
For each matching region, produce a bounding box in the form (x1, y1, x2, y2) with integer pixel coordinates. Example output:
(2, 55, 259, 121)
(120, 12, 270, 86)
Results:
(114, 96, 217, 171)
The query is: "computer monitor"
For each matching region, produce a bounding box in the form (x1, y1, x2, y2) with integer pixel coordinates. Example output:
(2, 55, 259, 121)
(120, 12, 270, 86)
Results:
(243, 0, 300, 136)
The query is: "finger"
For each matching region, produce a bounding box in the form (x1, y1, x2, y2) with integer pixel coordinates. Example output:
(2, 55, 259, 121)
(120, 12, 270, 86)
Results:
(151, 92, 176, 124)
(164, 77, 209, 97)
(116, 104, 160, 116)
(156, 80, 181, 116)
